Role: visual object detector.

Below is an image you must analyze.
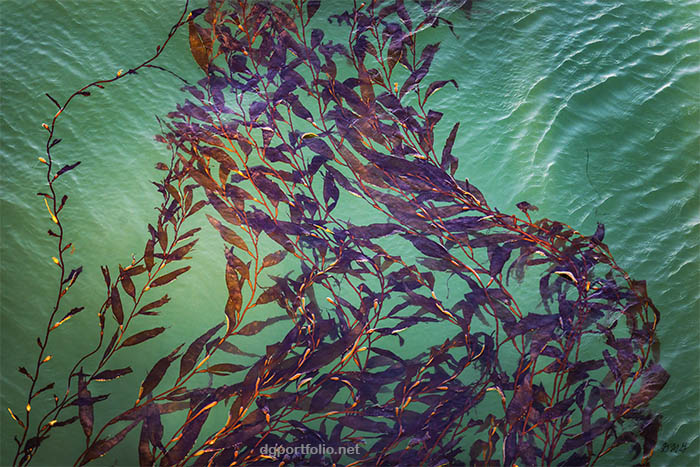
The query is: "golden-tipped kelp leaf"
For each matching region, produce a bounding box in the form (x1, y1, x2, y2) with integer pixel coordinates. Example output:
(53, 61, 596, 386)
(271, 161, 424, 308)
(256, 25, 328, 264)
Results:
(188, 20, 209, 72)
(93, 368, 133, 382)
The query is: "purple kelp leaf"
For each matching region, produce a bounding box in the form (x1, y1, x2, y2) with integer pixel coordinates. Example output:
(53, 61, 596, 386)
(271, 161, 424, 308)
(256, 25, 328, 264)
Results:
(640, 414, 662, 459)
(506, 379, 532, 425)
(250, 171, 288, 206)
(603, 349, 621, 381)
(338, 415, 392, 433)
(323, 170, 340, 209)
(249, 100, 267, 120)
(56, 161, 81, 177)
(402, 234, 450, 259)
(426, 79, 458, 102)
(592, 222, 605, 244)
(541, 397, 575, 423)
(236, 315, 288, 336)
(561, 419, 613, 453)
(399, 44, 439, 99)
(488, 244, 512, 277)
(502, 314, 558, 339)
(566, 360, 605, 386)
(310, 380, 343, 413)
(307, 0, 321, 21)
(628, 364, 670, 408)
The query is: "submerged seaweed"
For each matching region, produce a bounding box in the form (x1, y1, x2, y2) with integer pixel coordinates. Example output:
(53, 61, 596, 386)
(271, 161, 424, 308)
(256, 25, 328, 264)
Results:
(13, 1, 668, 466)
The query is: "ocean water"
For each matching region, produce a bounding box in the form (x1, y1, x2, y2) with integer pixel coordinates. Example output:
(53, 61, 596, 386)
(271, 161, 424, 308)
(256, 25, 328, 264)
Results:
(0, 0, 698, 466)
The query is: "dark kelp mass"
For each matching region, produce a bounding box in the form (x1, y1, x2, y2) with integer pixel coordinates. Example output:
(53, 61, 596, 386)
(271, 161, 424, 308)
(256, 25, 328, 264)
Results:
(12, 0, 668, 465)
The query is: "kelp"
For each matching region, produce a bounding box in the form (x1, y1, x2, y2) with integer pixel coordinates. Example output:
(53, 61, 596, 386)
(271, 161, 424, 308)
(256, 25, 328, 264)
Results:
(12, 0, 668, 466)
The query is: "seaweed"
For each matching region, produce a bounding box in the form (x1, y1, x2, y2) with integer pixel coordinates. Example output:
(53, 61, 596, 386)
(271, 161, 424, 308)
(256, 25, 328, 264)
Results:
(11, 0, 667, 466)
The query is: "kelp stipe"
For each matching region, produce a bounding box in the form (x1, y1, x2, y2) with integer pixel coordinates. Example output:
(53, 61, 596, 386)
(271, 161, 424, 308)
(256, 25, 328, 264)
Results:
(13, 0, 668, 466)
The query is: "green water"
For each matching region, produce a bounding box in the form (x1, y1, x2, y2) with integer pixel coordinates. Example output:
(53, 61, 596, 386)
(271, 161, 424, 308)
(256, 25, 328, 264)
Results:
(1, 0, 698, 465)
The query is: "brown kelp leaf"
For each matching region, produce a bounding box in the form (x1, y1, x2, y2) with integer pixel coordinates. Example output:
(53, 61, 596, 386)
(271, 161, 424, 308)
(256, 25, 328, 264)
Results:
(269, 4, 297, 33)
(110, 286, 123, 325)
(93, 368, 133, 382)
(125, 264, 147, 277)
(137, 295, 170, 316)
(77, 375, 93, 438)
(138, 418, 154, 467)
(255, 285, 281, 305)
(168, 239, 197, 261)
(18, 367, 32, 381)
(188, 20, 209, 72)
(144, 240, 155, 272)
(79, 421, 139, 465)
(204, 363, 247, 375)
(149, 266, 190, 288)
(120, 327, 166, 348)
(179, 322, 224, 379)
(34, 382, 55, 397)
(262, 250, 287, 269)
(236, 315, 288, 336)
(138, 345, 183, 402)
(160, 404, 210, 466)
(120, 269, 136, 300)
(100, 266, 111, 287)
(224, 291, 242, 334)
(218, 341, 258, 358)
(206, 214, 249, 252)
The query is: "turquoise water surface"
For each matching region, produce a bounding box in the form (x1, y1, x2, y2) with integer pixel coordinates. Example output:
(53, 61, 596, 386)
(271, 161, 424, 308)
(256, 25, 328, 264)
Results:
(1, 0, 698, 465)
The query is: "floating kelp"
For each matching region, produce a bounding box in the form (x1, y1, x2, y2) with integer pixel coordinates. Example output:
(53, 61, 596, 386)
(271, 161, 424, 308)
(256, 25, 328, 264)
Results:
(13, 0, 667, 466)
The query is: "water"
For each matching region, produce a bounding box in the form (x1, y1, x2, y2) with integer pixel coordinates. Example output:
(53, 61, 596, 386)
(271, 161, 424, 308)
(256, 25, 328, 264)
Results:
(1, 0, 698, 465)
